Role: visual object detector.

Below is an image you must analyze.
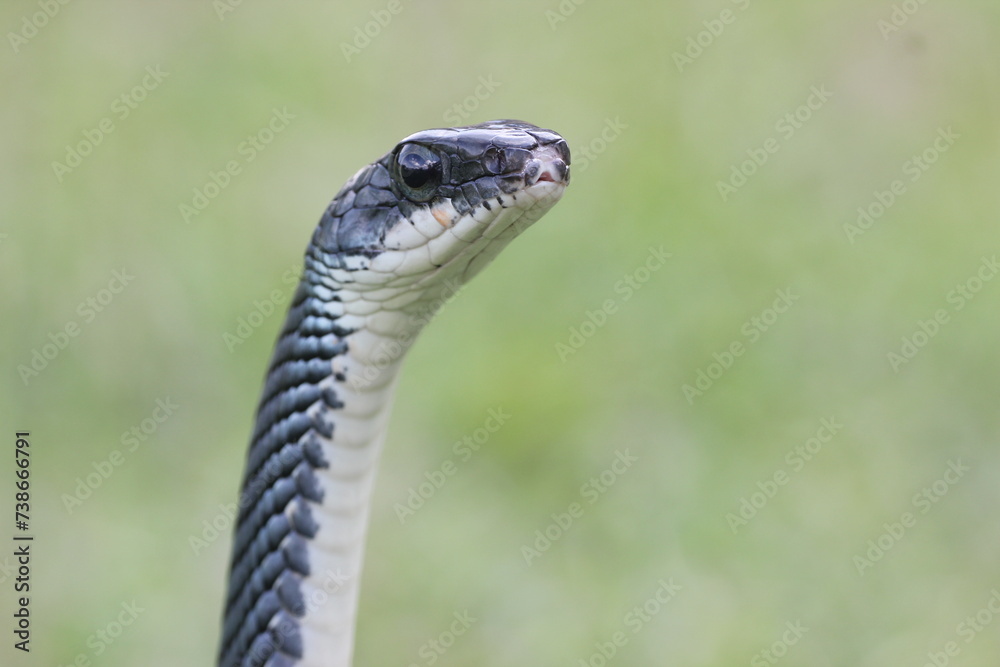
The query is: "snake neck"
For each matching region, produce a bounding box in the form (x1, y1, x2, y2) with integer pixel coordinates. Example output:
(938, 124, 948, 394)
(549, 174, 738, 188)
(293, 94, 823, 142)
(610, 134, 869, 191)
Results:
(219, 247, 449, 667)
(287, 337, 402, 667)
(219, 119, 570, 667)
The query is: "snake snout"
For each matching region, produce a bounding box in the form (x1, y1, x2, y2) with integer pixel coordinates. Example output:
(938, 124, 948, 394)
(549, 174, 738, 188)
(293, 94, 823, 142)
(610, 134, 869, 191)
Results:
(525, 151, 570, 187)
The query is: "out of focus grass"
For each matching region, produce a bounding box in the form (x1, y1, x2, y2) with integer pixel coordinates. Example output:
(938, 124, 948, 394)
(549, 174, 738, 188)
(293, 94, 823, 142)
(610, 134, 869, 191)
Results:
(3, 1, 999, 665)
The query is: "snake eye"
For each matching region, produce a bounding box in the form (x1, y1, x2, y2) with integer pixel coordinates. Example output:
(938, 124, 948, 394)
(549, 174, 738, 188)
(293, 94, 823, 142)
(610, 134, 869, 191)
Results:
(393, 144, 443, 201)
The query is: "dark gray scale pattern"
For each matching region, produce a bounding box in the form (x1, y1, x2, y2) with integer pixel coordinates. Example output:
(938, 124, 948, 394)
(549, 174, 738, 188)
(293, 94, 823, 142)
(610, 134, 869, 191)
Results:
(218, 255, 350, 666)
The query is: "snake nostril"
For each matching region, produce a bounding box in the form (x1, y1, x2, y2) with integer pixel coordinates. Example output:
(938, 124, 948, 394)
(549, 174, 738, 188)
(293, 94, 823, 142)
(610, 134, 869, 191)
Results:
(524, 159, 541, 183)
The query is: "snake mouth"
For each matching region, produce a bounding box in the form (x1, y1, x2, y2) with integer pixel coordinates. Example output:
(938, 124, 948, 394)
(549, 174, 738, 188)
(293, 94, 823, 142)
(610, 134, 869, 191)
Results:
(408, 172, 566, 289)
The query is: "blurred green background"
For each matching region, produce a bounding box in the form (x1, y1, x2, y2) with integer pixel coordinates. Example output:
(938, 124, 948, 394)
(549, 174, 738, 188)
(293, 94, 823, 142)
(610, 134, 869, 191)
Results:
(3, 1, 999, 665)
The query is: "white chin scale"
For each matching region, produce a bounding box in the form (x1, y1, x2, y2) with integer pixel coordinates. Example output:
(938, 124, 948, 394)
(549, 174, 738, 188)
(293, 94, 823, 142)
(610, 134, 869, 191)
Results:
(370, 178, 568, 297)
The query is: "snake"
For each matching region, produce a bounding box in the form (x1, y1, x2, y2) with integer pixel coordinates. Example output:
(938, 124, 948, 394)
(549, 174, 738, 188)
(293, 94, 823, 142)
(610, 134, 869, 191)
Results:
(217, 120, 570, 667)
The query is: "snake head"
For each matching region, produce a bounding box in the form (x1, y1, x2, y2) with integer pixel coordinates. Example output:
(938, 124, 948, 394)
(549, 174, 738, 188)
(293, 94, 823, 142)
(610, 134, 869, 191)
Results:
(389, 119, 570, 209)
(312, 120, 569, 270)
